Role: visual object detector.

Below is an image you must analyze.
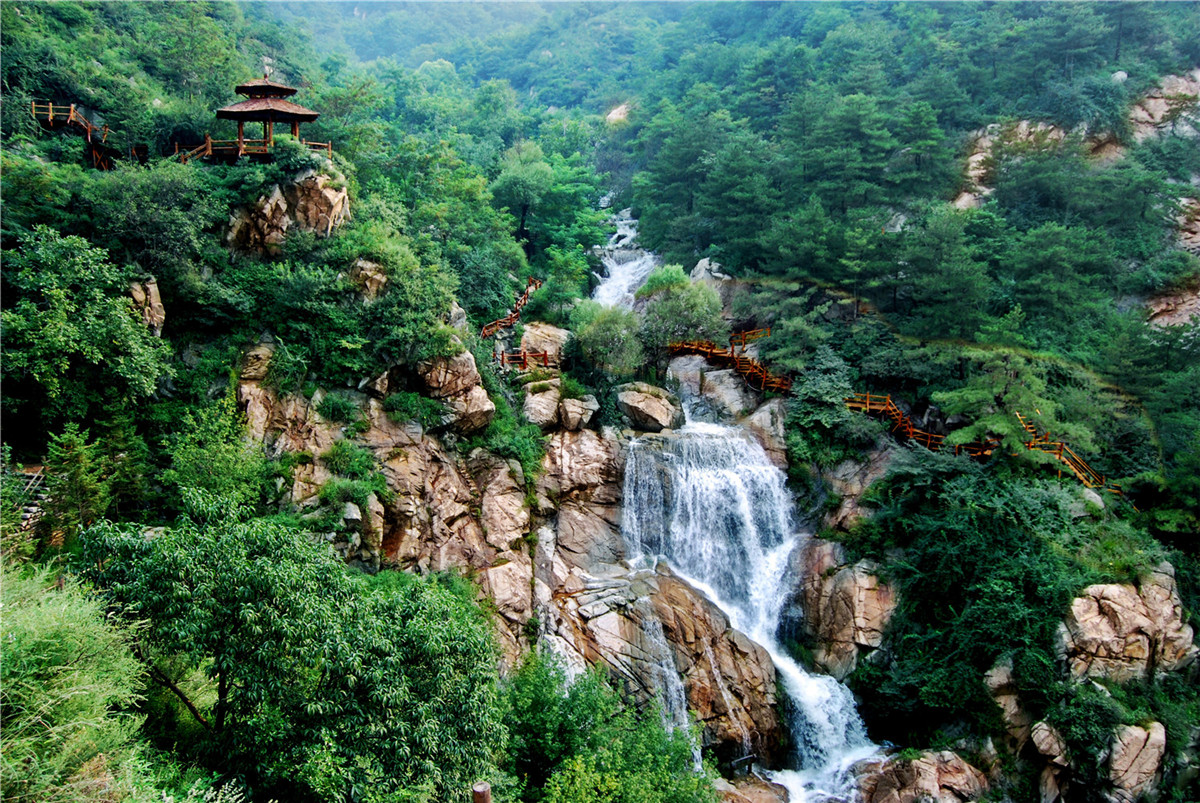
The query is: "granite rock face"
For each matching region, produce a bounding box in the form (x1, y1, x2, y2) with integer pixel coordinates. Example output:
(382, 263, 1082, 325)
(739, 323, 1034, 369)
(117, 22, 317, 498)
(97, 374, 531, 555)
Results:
(856, 751, 989, 803)
(1056, 563, 1197, 682)
(226, 168, 349, 255)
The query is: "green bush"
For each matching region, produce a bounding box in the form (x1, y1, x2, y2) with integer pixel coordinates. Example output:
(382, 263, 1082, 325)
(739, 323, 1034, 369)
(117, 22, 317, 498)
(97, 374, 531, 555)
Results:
(320, 440, 377, 480)
(559, 375, 588, 401)
(316, 393, 359, 424)
(383, 391, 447, 429)
(634, 263, 689, 299)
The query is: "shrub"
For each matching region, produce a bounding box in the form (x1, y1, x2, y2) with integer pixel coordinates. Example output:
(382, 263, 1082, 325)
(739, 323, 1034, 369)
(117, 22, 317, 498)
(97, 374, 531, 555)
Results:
(559, 375, 588, 401)
(320, 440, 377, 480)
(634, 263, 689, 299)
(383, 391, 447, 429)
(316, 393, 359, 423)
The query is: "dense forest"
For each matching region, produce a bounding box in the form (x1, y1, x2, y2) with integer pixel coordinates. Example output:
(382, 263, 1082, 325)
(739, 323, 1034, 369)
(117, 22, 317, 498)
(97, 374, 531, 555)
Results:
(3, 2, 1199, 802)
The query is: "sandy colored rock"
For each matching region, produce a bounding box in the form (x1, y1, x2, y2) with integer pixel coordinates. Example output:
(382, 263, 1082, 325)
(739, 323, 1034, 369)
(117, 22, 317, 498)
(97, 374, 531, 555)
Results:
(823, 446, 894, 531)
(857, 750, 989, 803)
(417, 347, 483, 399)
(226, 169, 349, 255)
(446, 300, 469, 332)
(467, 451, 530, 551)
(446, 385, 495, 433)
(520, 322, 572, 364)
(523, 379, 561, 430)
(1057, 563, 1197, 682)
(616, 382, 683, 432)
(129, 278, 166, 336)
(349, 259, 388, 301)
(1107, 723, 1167, 803)
(743, 399, 787, 469)
(1146, 279, 1200, 327)
(798, 539, 897, 680)
(715, 775, 788, 803)
(559, 395, 600, 431)
(984, 659, 1033, 751)
(1032, 721, 1069, 767)
(239, 343, 276, 381)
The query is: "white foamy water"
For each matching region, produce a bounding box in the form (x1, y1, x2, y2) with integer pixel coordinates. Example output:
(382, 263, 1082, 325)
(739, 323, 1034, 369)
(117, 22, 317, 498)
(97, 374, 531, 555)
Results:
(622, 412, 877, 801)
(592, 208, 660, 308)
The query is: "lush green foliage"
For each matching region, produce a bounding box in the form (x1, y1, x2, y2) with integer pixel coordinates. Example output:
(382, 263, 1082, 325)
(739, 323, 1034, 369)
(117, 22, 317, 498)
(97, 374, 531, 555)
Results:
(78, 498, 505, 801)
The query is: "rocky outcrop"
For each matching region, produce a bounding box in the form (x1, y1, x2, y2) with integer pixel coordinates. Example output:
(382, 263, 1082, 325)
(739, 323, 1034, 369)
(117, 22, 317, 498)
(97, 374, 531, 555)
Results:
(984, 659, 1034, 752)
(1107, 723, 1167, 803)
(237, 368, 785, 763)
(822, 446, 895, 531)
(129, 278, 165, 336)
(348, 259, 387, 301)
(558, 395, 600, 431)
(521, 322, 572, 365)
(1056, 562, 1198, 682)
(523, 378, 561, 430)
(239, 342, 275, 381)
(417, 346, 495, 434)
(797, 539, 897, 680)
(616, 382, 683, 432)
(1129, 69, 1200, 142)
(226, 168, 350, 255)
(670, 355, 757, 419)
(715, 776, 788, 803)
(691, 258, 742, 315)
(743, 399, 787, 469)
(856, 751, 989, 803)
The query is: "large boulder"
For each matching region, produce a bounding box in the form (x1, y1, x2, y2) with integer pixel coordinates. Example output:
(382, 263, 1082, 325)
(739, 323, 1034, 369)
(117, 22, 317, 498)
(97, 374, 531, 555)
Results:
(797, 539, 897, 680)
(1056, 562, 1197, 682)
(226, 168, 349, 255)
(523, 379, 562, 430)
(822, 446, 895, 531)
(559, 395, 600, 431)
(857, 751, 989, 803)
(616, 382, 683, 432)
(521, 322, 572, 365)
(1107, 723, 1167, 803)
(348, 259, 388, 301)
(743, 399, 787, 469)
(418, 346, 495, 433)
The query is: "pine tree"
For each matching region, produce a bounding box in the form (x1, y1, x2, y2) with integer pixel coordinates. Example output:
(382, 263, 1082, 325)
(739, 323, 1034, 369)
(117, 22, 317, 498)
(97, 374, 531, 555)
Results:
(44, 423, 108, 547)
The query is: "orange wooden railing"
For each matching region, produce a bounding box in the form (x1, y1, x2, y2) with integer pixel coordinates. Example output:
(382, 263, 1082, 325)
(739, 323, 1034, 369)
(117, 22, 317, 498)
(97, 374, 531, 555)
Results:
(668, 329, 793, 393)
(496, 350, 554, 371)
(31, 100, 125, 169)
(846, 393, 1124, 495)
(480, 277, 544, 338)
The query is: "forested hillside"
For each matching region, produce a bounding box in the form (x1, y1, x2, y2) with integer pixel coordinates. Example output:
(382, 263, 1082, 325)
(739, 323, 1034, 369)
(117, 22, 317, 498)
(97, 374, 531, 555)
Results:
(3, 3, 1199, 803)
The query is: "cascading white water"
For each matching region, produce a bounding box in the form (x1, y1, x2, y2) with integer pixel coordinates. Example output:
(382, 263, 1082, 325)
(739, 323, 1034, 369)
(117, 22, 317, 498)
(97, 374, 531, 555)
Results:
(622, 419, 876, 801)
(593, 208, 877, 800)
(593, 208, 660, 308)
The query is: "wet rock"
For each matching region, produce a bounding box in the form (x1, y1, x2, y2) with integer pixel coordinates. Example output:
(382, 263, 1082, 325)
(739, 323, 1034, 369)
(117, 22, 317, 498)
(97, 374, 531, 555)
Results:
(1056, 562, 1198, 682)
(715, 776, 788, 803)
(743, 399, 787, 469)
(616, 382, 683, 432)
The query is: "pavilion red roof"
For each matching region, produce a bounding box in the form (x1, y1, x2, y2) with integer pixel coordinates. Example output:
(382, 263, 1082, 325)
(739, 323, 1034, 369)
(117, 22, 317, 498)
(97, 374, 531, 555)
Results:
(216, 97, 320, 122)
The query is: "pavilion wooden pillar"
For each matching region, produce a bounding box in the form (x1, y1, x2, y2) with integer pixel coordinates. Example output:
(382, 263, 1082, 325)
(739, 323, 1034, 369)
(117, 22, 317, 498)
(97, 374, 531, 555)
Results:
(236, 120, 245, 156)
(291, 120, 300, 138)
(265, 120, 274, 147)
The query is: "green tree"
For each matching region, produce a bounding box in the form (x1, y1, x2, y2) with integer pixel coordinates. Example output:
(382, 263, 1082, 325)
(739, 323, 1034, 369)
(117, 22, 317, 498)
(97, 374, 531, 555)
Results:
(638, 282, 728, 373)
(1, 227, 174, 427)
(904, 206, 993, 339)
(43, 424, 108, 548)
(79, 499, 505, 800)
(491, 141, 555, 250)
(161, 392, 268, 515)
(571, 302, 645, 378)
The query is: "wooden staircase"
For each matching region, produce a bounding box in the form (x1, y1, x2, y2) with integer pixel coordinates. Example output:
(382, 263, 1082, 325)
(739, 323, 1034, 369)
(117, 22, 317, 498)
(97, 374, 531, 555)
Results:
(480, 277, 544, 339)
(668, 328, 793, 393)
(30, 101, 140, 170)
(845, 392, 1124, 496)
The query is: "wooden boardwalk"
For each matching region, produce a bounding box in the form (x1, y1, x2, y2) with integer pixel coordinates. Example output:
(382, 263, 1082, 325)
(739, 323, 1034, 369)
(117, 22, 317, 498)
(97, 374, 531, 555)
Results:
(30, 101, 137, 170)
(845, 392, 1124, 496)
(668, 328, 793, 393)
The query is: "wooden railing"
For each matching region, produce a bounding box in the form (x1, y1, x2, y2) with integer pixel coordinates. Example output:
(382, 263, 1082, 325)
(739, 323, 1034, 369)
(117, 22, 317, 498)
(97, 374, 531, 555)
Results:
(174, 137, 327, 163)
(480, 277, 544, 339)
(668, 329, 793, 393)
(496, 350, 555, 371)
(846, 393, 1124, 495)
(31, 100, 124, 169)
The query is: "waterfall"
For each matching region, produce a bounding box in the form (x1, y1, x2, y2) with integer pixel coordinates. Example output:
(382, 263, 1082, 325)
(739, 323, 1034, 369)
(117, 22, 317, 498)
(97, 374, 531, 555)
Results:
(593, 208, 660, 308)
(593, 208, 877, 801)
(623, 416, 877, 801)
(637, 601, 703, 770)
